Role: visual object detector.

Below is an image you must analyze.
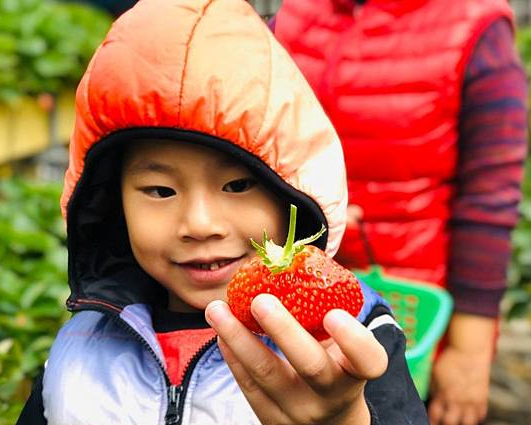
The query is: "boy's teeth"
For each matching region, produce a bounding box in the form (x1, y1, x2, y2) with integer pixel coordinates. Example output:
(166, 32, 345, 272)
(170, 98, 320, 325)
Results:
(195, 260, 231, 270)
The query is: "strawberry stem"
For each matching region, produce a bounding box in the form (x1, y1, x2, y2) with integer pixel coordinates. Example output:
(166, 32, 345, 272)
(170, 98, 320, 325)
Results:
(250, 204, 326, 274)
(283, 204, 298, 260)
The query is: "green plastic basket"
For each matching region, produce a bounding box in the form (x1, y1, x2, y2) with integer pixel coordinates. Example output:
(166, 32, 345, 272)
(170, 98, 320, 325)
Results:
(355, 266, 453, 399)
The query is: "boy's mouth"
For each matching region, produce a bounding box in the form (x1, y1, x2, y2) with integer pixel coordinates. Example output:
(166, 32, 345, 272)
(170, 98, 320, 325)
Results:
(177, 256, 246, 286)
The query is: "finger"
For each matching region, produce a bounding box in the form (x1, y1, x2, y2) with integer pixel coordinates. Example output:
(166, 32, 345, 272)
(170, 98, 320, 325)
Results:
(207, 300, 323, 420)
(251, 294, 340, 391)
(441, 402, 462, 425)
(428, 398, 445, 425)
(323, 309, 388, 380)
(463, 400, 488, 425)
(461, 406, 481, 425)
(205, 300, 298, 399)
(217, 337, 288, 425)
(477, 402, 488, 423)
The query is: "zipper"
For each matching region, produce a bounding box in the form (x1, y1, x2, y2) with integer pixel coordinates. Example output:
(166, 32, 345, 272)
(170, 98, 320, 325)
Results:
(106, 310, 181, 425)
(165, 385, 182, 425)
(70, 303, 216, 425)
(167, 338, 216, 425)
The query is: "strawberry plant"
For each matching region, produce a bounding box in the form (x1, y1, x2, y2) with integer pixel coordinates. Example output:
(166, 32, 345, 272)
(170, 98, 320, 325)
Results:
(0, 177, 69, 424)
(227, 205, 364, 340)
(0, 0, 112, 103)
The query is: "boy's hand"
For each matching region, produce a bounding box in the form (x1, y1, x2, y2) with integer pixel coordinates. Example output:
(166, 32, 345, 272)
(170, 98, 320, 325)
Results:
(205, 294, 388, 425)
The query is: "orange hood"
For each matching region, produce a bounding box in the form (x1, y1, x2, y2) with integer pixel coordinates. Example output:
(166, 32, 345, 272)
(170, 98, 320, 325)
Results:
(62, 0, 347, 257)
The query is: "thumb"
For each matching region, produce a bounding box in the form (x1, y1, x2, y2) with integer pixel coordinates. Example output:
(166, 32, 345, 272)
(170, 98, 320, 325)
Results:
(323, 309, 388, 380)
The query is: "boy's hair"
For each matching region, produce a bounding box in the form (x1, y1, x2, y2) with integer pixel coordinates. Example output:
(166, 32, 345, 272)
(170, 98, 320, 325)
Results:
(60, 0, 348, 309)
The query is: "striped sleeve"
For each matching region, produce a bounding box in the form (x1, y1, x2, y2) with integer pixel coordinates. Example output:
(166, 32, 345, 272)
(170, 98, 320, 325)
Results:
(448, 18, 528, 317)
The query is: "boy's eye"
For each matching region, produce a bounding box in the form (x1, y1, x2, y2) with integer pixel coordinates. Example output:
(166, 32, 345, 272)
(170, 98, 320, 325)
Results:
(143, 186, 176, 198)
(223, 178, 257, 193)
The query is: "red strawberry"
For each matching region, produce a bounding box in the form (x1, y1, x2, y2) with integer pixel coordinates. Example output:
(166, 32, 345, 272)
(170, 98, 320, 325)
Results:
(227, 204, 364, 340)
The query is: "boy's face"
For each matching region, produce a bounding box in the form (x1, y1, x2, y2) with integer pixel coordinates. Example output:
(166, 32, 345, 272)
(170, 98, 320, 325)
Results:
(121, 140, 288, 312)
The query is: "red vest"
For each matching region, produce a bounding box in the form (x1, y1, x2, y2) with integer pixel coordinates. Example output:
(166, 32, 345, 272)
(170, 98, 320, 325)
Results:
(275, 0, 514, 286)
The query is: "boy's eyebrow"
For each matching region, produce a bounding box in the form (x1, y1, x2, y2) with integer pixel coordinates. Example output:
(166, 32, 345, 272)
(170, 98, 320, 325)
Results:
(217, 157, 243, 168)
(127, 160, 176, 175)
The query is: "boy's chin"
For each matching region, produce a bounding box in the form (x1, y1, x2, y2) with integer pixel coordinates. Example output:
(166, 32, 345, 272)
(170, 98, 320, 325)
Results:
(167, 293, 227, 313)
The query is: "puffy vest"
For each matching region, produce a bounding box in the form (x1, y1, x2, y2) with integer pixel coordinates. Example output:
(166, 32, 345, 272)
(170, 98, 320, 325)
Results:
(274, 0, 514, 286)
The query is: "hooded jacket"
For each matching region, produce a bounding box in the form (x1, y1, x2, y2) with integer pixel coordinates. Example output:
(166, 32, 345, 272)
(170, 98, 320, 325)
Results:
(17, 1, 427, 424)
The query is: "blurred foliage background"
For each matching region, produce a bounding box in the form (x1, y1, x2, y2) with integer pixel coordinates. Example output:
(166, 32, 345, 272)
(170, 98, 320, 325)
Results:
(0, 0, 112, 422)
(0, 1, 530, 424)
(0, 178, 68, 423)
(508, 26, 531, 321)
(0, 0, 112, 104)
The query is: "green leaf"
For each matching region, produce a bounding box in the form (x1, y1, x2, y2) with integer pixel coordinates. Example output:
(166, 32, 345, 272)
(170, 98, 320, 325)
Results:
(0, 381, 18, 400)
(0, 339, 14, 356)
(0, 87, 19, 103)
(0, 54, 18, 70)
(0, 0, 19, 13)
(17, 5, 46, 37)
(519, 200, 531, 220)
(0, 33, 17, 53)
(19, 282, 47, 310)
(11, 213, 39, 233)
(27, 335, 54, 353)
(507, 301, 531, 320)
(517, 249, 531, 267)
(17, 36, 47, 56)
(45, 246, 68, 271)
(20, 350, 40, 374)
(33, 51, 77, 78)
(27, 303, 67, 319)
(0, 69, 17, 86)
(0, 269, 24, 300)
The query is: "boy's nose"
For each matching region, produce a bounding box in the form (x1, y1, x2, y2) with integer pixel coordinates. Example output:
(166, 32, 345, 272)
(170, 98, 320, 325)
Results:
(177, 196, 228, 242)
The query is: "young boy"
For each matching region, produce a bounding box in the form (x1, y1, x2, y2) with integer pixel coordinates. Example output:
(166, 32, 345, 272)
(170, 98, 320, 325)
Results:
(17, 0, 428, 424)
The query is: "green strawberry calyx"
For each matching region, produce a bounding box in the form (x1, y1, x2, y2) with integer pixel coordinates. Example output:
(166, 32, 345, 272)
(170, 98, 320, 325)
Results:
(250, 204, 326, 274)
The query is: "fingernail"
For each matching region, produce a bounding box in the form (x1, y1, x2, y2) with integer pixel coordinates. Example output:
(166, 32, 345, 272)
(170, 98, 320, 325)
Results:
(251, 294, 279, 319)
(324, 309, 351, 330)
(205, 300, 229, 327)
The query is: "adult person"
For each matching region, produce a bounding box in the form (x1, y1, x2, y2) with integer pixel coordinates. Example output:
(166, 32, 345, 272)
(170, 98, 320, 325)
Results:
(272, 1, 528, 424)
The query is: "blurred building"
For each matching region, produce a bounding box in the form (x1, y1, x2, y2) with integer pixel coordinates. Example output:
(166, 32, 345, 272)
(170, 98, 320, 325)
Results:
(512, 0, 531, 25)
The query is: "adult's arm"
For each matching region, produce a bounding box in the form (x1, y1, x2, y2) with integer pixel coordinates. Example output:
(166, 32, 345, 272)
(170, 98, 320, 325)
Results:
(449, 17, 528, 317)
